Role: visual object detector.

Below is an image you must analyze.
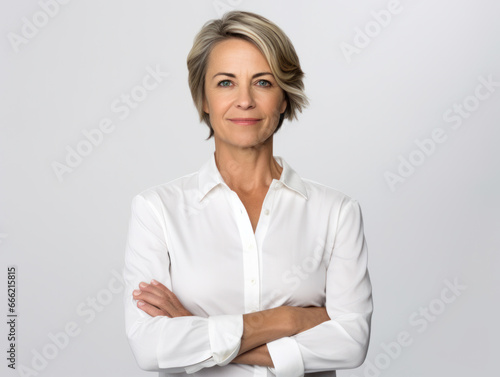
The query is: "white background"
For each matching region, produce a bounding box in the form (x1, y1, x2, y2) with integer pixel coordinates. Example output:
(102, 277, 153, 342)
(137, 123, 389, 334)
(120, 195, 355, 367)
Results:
(1, 0, 499, 376)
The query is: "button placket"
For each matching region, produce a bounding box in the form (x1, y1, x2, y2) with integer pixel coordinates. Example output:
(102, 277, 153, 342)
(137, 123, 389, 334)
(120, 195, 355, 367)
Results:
(228, 190, 260, 314)
(255, 180, 280, 288)
(227, 181, 279, 315)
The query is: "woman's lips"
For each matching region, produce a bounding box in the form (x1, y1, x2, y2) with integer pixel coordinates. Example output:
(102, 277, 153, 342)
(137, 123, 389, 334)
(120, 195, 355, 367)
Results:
(228, 118, 262, 125)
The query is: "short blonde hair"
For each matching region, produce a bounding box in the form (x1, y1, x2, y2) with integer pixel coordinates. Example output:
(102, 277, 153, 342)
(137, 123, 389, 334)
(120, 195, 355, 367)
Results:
(187, 10, 309, 139)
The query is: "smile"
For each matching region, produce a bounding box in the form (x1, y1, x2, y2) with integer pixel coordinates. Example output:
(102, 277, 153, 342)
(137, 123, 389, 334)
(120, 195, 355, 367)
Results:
(228, 118, 262, 125)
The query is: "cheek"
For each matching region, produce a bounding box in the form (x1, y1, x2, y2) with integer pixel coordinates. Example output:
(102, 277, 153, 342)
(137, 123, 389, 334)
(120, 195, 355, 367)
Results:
(206, 92, 231, 112)
(268, 92, 286, 113)
(269, 97, 285, 116)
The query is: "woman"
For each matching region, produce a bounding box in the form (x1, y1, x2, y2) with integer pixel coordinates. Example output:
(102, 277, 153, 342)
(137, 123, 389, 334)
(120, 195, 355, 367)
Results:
(123, 10, 373, 377)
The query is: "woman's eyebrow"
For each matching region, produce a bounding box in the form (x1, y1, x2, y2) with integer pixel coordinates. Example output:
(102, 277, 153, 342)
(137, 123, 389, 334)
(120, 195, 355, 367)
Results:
(211, 72, 274, 80)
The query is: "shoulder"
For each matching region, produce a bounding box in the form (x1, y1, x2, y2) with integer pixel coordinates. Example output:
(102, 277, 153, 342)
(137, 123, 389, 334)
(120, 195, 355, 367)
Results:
(300, 178, 366, 244)
(301, 177, 358, 208)
(299, 177, 365, 228)
(132, 170, 199, 208)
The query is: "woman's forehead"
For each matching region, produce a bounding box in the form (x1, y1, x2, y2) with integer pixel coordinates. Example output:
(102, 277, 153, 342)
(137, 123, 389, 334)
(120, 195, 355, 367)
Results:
(206, 39, 270, 73)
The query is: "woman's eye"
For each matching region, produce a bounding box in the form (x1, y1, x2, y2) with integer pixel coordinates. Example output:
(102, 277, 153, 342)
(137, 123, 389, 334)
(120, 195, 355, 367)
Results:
(218, 80, 232, 87)
(257, 80, 271, 87)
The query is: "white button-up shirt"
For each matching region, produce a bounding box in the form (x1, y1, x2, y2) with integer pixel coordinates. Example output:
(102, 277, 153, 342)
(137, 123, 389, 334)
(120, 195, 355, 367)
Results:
(123, 153, 373, 377)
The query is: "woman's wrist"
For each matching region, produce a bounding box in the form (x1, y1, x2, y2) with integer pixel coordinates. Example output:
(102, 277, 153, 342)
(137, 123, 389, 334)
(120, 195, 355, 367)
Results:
(231, 344, 274, 367)
(237, 305, 329, 356)
(239, 306, 296, 355)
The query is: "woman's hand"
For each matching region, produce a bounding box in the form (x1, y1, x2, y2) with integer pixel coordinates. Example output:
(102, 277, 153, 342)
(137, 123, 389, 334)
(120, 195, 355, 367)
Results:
(133, 279, 192, 318)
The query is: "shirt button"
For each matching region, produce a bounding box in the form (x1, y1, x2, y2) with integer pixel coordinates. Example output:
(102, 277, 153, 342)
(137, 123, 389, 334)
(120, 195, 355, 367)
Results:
(250, 278, 256, 285)
(264, 209, 270, 216)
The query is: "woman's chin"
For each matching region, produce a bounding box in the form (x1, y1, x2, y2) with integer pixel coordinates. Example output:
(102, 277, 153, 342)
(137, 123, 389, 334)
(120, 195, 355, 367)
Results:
(215, 132, 272, 149)
(234, 136, 273, 150)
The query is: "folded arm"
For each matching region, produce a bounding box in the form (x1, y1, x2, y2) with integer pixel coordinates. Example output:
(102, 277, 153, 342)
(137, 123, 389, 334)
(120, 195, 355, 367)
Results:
(264, 199, 374, 376)
(124, 194, 371, 375)
(124, 194, 244, 373)
(124, 193, 330, 373)
(134, 279, 331, 368)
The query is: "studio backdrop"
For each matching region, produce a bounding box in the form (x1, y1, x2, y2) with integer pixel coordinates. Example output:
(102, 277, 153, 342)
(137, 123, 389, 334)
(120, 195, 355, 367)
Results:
(1, 0, 498, 376)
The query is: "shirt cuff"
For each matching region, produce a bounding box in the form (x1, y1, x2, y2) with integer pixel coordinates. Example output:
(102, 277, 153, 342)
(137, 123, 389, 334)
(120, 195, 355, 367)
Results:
(267, 337, 304, 377)
(208, 314, 243, 366)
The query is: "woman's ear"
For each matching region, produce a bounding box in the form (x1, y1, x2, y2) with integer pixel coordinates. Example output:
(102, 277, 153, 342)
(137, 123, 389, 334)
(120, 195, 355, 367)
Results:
(202, 98, 209, 114)
(280, 93, 288, 114)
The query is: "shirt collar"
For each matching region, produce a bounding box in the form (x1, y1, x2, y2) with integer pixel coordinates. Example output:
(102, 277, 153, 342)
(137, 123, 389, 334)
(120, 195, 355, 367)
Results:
(198, 152, 309, 202)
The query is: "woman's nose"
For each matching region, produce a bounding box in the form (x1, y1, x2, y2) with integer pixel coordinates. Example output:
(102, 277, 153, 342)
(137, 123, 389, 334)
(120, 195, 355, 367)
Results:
(235, 85, 255, 109)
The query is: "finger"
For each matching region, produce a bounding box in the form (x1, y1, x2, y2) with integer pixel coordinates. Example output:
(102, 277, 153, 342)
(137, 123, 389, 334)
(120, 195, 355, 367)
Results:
(135, 282, 192, 317)
(136, 283, 174, 307)
(169, 294, 189, 313)
(150, 279, 178, 298)
(136, 300, 169, 317)
(138, 281, 178, 304)
(133, 290, 177, 316)
(150, 279, 169, 291)
(139, 282, 187, 313)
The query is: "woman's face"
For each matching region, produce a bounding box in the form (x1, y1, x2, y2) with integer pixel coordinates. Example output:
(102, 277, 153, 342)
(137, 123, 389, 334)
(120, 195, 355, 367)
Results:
(203, 38, 287, 150)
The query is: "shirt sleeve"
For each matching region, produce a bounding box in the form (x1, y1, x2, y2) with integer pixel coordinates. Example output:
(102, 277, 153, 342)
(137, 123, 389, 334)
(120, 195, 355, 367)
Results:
(266, 198, 373, 376)
(123, 193, 244, 373)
